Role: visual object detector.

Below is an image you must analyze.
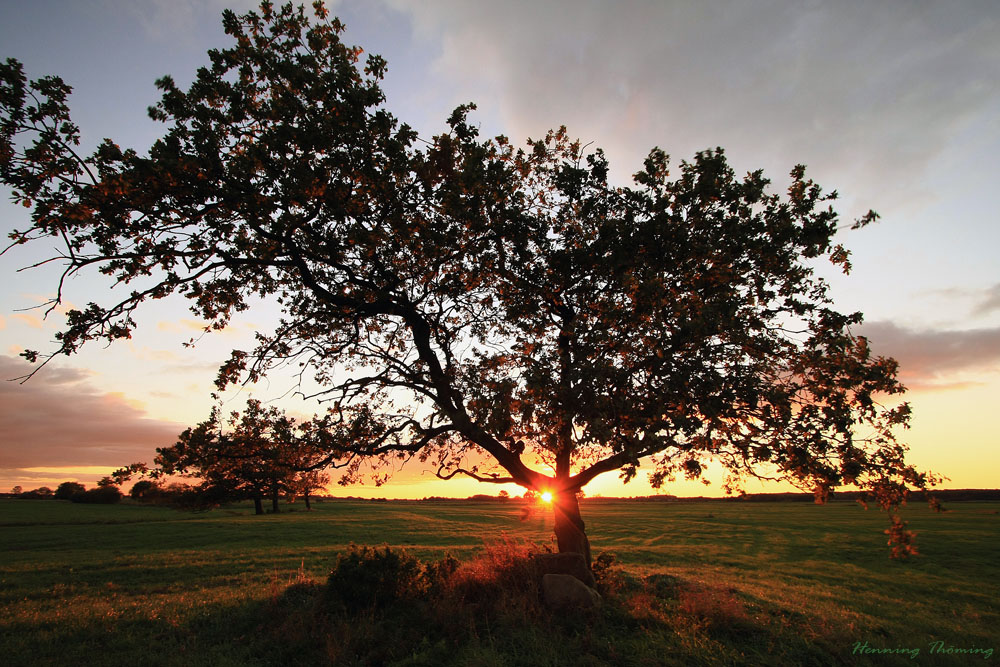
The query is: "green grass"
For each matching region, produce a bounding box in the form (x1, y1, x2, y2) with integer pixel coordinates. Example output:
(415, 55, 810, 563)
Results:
(1, 498, 997, 665)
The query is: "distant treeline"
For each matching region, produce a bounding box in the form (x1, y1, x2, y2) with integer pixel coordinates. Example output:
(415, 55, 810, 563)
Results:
(314, 489, 1000, 503)
(580, 489, 1000, 503)
(8, 488, 998, 504)
(4, 481, 123, 503)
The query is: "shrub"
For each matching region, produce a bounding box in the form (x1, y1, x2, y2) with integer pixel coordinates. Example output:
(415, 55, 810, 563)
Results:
(591, 550, 619, 581)
(444, 534, 544, 606)
(19, 486, 54, 499)
(311, 541, 551, 665)
(325, 545, 426, 611)
(422, 553, 460, 596)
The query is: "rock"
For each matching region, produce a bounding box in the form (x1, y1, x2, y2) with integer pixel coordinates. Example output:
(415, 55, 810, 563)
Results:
(541, 573, 602, 609)
(533, 552, 596, 587)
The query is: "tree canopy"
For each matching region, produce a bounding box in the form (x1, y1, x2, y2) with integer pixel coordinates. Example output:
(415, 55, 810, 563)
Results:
(149, 399, 333, 514)
(1, 2, 936, 559)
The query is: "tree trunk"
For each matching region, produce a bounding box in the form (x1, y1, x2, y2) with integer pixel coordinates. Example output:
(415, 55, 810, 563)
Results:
(271, 487, 280, 513)
(553, 491, 591, 567)
(253, 494, 263, 515)
(304, 491, 312, 510)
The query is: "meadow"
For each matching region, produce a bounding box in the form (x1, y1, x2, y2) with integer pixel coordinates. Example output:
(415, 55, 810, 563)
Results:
(1, 497, 997, 666)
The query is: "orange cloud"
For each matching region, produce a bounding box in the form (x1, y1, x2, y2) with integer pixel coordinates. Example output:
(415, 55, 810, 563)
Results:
(9, 313, 44, 329)
(157, 318, 210, 333)
(156, 318, 258, 339)
(0, 355, 183, 469)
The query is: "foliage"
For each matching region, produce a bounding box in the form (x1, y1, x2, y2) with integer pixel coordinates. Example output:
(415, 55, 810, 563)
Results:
(884, 514, 919, 560)
(143, 399, 336, 513)
(128, 479, 159, 500)
(54, 481, 85, 500)
(1, 2, 938, 554)
(70, 484, 122, 504)
(16, 486, 53, 499)
(591, 550, 619, 582)
(124, 479, 229, 510)
(324, 544, 427, 611)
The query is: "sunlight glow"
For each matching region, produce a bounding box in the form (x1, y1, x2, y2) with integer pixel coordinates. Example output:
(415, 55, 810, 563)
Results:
(540, 491, 553, 503)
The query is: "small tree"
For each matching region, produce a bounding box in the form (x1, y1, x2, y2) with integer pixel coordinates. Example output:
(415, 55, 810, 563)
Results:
(10, 485, 22, 495)
(1, 2, 937, 560)
(288, 469, 330, 510)
(149, 400, 334, 515)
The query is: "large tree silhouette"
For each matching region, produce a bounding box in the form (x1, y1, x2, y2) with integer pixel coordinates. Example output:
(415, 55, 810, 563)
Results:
(1, 2, 935, 562)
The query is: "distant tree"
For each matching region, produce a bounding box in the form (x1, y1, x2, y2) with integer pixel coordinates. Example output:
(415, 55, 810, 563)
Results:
(0, 2, 937, 561)
(498, 489, 510, 503)
(96, 476, 117, 488)
(288, 469, 330, 510)
(128, 479, 160, 501)
(54, 481, 86, 500)
(148, 400, 335, 515)
(10, 485, 22, 495)
(71, 484, 122, 504)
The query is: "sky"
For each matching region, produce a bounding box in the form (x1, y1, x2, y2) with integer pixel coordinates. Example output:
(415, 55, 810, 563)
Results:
(1, 0, 998, 498)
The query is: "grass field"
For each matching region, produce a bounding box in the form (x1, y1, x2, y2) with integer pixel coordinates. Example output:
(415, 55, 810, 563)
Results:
(1, 497, 997, 666)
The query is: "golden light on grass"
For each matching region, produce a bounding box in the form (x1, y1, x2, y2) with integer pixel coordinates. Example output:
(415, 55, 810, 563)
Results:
(540, 491, 553, 503)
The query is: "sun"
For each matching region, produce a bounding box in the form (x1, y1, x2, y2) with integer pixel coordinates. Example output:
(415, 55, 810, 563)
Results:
(540, 491, 553, 503)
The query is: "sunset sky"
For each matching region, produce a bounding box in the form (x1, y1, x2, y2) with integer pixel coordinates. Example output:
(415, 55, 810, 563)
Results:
(1, 0, 997, 498)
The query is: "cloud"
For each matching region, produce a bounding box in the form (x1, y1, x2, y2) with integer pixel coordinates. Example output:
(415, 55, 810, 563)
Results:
(391, 0, 999, 211)
(156, 318, 259, 339)
(9, 313, 44, 329)
(974, 282, 1000, 315)
(859, 321, 1000, 389)
(0, 355, 183, 469)
(157, 318, 211, 333)
(919, 282, 1000, 319)
(130, 345, 181, 363)
(107, 0, 264, 44)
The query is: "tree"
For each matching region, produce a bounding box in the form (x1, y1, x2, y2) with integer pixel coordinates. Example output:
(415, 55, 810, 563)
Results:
(54, 481, 85, 500)
(72, 484, 122, 504)
(129, 479, 160, 501)
(10, 485, 22, 495)
(151, 400, 334, 515)
(287, 469, 331, 510)
(1, 2, 936, 563)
